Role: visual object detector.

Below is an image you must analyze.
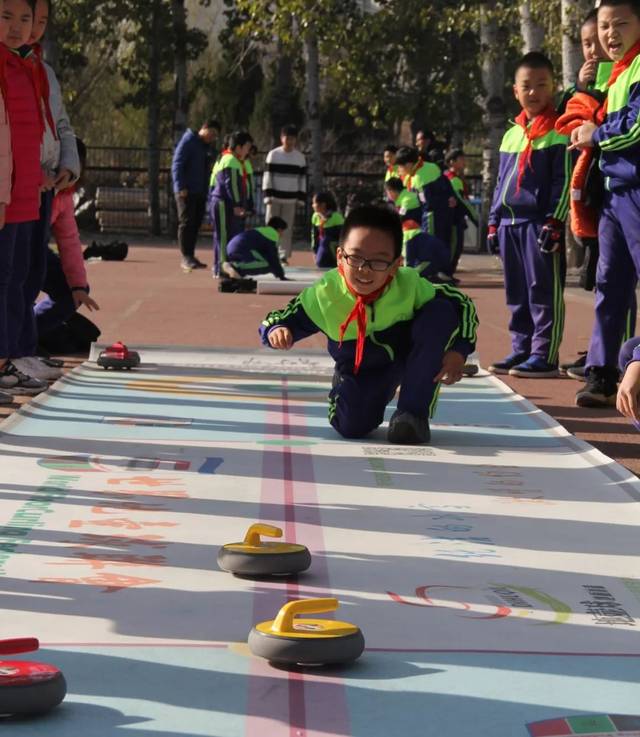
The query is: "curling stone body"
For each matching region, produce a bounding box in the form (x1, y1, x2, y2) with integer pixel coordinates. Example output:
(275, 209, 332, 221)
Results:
(218, 524, 311, 576)
(0, 639, 67, 716)
(248, 598, 365, 666)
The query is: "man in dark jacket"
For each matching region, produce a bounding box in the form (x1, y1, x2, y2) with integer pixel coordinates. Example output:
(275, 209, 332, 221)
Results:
(172, 119, 220, 271)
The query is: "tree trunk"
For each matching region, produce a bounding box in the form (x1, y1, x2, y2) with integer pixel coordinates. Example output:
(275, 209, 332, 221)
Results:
(41, 1, 59, 70)
(304, 32, 323, 193)
(480, 3, 506, 242)
(449, 34, 465, 148)
(519, 0, 545, 53)
(271, 46, 295, 145)
(172, 0, 188, 143)
(148, 0, 162, 236)
(561, 0, 590, 87)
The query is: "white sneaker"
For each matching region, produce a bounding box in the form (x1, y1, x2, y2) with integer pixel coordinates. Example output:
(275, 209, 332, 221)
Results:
(13, 357, 63, 381)
(0, 362, 48, 395)
(221, 262, 242, 279)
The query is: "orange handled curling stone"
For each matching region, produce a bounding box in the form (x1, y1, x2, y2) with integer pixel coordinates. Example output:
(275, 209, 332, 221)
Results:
(0, 638, 67, 717)
(248, 598, 365, 666)
(218, 524, 311, 577)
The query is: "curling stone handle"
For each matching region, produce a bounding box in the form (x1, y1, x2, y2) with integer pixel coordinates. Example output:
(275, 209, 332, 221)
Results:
(0, 637, 40, 655)
(271, 598, 339, 634)
(243, 524, 283, 547)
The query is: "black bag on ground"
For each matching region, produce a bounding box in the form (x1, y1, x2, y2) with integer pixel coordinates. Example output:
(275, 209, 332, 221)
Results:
(83, 240, 129, 261)
(38, 313, 101, 355)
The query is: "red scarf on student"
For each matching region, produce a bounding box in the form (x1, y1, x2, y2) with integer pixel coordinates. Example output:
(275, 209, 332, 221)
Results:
(514, 106, 559, 192)
(337, 264, 392, 375)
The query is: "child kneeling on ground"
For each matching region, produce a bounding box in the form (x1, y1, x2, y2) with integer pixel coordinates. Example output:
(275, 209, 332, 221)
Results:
(222, 217, 288, 281)
(259, 205, 478, 444)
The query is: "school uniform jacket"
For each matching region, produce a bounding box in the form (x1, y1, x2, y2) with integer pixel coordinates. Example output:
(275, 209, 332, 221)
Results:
(593, 53, 640, 191)
(0, 45, 43, 224)
(227, 226, 284, 279)
(260, 267, 478, 375)
(488, 124, 571, 227)
(403, 228, 450, 279)
(0, 88, 11, 206)
(209, 152, 252, 210)
(311, 211, 344, 256)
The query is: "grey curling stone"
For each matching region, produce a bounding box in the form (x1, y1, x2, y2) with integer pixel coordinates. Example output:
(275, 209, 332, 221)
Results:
(217, 543, 311, 576)
(248, 627, 365, 666)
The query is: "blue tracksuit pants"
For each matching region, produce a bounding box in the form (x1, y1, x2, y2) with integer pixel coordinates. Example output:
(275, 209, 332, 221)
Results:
(587, 189, 640, 371)
(328, 298, 460, 439)
(209, 197, 242, 277)
(498, 221, 566, 364)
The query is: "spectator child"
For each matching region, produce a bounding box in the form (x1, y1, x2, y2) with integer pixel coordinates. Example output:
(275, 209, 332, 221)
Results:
(487, 52, 571, 379)
(222, 216, 288, 281)
(208, 130, 253, 276)
(395, 146, 456, 246)
(383, 144, 398, 194)
(311, 191, 344, 268)
(403, 223, 452, 284)
(0, 0, 48, 396)
(568, 0, 640, 406)
(260, 205, 478, 445)
(30, 138, 99, 354)
(445, 149, 479, 275)
(172, 118, 220, 272)
(384, 177, 423, 226)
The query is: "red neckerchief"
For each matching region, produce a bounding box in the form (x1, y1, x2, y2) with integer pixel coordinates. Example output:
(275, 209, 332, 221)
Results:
(514, 106, 559, 192)
(30, 43, 57, 140)
(337, 264, 392, 375)
(602, 40, 640, 115)
(317, 211, 332, 239)
(402, 219, 421, 231)
(386, 165, 395, 176)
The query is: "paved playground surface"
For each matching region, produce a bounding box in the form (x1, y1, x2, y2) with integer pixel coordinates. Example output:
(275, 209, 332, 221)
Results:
(1, 347, 639, 735)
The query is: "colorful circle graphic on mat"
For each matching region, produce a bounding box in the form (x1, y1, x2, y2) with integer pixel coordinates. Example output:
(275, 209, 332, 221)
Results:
(527, 713, 640, 736)
(387, 583, 572, 624)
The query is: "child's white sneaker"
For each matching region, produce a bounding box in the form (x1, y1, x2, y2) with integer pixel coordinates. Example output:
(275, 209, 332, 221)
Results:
(0, 362, 48, 395)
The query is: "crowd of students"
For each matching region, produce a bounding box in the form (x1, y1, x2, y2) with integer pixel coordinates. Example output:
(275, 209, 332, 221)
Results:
(0, 0, 97, 406)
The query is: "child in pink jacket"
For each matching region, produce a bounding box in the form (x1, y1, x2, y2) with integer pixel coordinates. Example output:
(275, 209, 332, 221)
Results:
(35, 139, 99, 341)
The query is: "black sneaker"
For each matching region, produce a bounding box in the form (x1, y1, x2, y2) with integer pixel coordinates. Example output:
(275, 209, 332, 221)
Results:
(566, 365, 587, 382)
(191, 257, 207, 269)
(387, 410, 431, 445)
(575, 367, 618, 408)
(488, 353, 528, 375)
(560, 352, 587, 373)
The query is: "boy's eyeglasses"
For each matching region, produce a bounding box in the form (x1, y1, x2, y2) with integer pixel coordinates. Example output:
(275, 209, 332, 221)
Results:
(341, 252, 395, 272)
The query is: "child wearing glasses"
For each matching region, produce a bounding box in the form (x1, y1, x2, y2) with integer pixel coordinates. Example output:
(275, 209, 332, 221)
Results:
(259, 205, 478, 444)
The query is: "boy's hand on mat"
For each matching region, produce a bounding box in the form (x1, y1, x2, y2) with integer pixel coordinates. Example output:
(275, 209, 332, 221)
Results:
(268, 327, 293, 350)
(617, 361, 640, 423)
(435, 351, 465, 385)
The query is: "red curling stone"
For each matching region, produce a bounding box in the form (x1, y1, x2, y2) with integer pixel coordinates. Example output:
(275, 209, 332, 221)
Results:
(0, 639, 66, 717)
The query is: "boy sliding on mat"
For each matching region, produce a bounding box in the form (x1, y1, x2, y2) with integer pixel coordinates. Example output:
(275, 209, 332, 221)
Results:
(259, 206, 478, 445)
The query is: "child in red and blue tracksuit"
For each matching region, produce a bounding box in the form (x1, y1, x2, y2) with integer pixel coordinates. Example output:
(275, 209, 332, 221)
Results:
(0, 18, 49, 395)
(208, 131, 254, 276)
(487, 52, 571, 378)
(569, 0, 640, 407)
(222, 217, 288, 281)
(260, 205, 478, 445)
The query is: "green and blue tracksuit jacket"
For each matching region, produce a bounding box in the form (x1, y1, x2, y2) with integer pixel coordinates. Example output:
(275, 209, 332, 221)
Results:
(311, 211, 345, 267)
(395, 189, 423, 226)
(488, 124, 571, 227)
(446, 172, 479, 227)
(405, 161, 455, 236)
(227, 226, 284, 279)
(259, 268, 478, 375)
(209, 152, 253, 211)
(593, 53, 640, 191)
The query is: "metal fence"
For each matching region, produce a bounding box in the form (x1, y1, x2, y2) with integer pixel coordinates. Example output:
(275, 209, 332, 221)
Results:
(83, 146, 483, 246)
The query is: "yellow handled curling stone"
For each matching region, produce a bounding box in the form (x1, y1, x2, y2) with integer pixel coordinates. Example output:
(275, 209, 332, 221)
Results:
(217, 524, 311, 576)
(248, 598, 365, 666)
